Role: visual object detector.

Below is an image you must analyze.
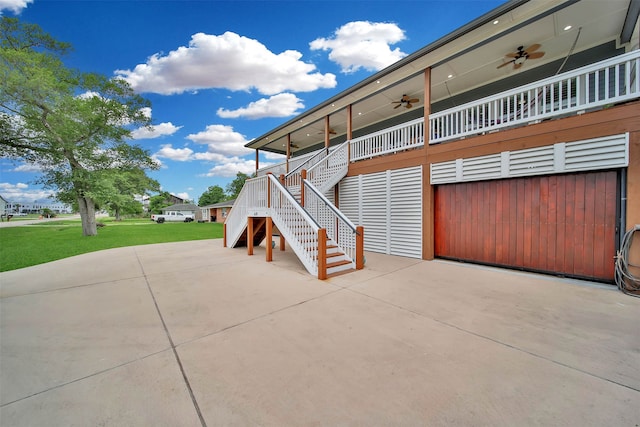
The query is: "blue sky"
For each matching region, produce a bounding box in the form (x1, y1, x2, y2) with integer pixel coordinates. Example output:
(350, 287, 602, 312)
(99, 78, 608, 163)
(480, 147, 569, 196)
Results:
(1, 0, 505, 204)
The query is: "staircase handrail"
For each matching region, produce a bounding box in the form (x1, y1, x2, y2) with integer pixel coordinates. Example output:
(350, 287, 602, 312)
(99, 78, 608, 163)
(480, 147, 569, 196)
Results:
(224, 175, 269, 247)
(305, 140, 350, 193)
(285, 147, 328, 178)
(284, 147, 329, 195)
(267, 174, 322, 276)
(302, 178, 358, 233)
(302, 178, 363, 269)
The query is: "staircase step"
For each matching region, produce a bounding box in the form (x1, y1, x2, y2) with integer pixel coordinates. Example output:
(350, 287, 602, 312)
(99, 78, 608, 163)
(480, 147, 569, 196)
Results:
(326, 258, 354, 276)
(327, 259, 351, 268)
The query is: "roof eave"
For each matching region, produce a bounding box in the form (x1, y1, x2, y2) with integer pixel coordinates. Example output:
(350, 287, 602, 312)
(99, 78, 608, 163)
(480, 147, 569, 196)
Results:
(245, 0, 532, 150)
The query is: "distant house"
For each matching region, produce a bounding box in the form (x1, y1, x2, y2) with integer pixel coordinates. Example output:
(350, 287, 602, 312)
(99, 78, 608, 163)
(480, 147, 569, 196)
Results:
(168, 194, 186, 205)
(201, 199, 235, 223)
(0, 195, 7, 219)
(161, 203, 202, 221)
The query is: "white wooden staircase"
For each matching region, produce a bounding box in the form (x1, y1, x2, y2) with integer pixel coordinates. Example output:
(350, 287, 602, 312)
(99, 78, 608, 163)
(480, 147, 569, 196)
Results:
(224, 141, 364, 279)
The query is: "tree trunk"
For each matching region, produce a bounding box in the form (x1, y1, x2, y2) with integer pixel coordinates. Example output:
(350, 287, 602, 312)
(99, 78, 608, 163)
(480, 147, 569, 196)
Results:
(114, 207, 121, 221)
(77, 196, 98, 236)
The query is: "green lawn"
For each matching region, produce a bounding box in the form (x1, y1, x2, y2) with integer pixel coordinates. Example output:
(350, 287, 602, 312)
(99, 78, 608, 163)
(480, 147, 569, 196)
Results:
(0, 217, 223, 272)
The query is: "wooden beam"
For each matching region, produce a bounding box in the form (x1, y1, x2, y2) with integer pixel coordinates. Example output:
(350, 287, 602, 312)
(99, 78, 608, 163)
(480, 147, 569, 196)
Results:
(286, 133, 291, 173)
(423, 67, 435, 260)
(247, 217, 254, 256)
(347, 104, 353, 162)
(266, 217, 273, 262)
(325, 116, 330, 149)
(318, 228, 327, 280)
(223, 223, 227, 247)
(356, 226, 364, 270)
(255, 149, 259, 174)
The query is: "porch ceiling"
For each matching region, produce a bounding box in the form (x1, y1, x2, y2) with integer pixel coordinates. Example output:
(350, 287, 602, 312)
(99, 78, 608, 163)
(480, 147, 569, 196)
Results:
(249, 0, 637, 156)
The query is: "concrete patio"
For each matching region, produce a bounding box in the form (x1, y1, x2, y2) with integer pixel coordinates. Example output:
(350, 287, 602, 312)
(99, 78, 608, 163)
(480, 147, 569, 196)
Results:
(1, 239, 639, 426)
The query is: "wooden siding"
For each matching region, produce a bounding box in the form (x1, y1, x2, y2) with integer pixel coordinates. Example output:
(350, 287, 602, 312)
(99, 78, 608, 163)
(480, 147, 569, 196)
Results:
(434, 171, 618, 281)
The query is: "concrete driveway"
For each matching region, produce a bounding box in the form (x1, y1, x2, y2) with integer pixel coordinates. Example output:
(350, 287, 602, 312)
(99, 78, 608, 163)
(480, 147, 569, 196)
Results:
(1, 239, 639, 426)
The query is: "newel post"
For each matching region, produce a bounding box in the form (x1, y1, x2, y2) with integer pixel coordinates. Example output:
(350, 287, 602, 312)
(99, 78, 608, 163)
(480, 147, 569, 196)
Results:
(247, 217, 254, 256)
(356, 226, 364, 270)
(223, 223, 227, 248)
(266, 217, 273, 262)
(318, 228, 327, 280)
(300, 169, 307, 207)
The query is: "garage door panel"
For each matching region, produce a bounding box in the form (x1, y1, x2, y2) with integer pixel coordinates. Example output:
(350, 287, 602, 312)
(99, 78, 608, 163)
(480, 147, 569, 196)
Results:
(435, 171, 617, 282)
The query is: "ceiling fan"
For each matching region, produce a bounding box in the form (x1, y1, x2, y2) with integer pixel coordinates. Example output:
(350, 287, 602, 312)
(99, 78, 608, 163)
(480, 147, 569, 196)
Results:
(497, 44, 545, 70)
(392, 94, 419, 109)
(283, 141, 299, 149)
(317, 128, 337, 135)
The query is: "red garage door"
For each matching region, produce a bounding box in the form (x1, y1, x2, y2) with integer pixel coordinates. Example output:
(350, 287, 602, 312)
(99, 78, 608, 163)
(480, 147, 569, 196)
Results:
(434, 171, 618, 281)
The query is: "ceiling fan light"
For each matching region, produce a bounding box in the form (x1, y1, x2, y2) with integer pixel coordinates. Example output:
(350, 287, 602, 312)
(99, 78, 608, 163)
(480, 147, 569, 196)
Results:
(564, 25, 572, 31)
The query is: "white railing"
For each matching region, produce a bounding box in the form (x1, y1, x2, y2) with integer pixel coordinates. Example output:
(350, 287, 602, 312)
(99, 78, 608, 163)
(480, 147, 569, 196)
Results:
(284, 148, 328, 198)
(303, 180, 358, 267)
(224, 175, 269, 247)
(256, 162, 287, 177)
(350, 117, 425, 162)
(267, 174, 320, 276)
(256, 150, 323, 177)
(306, 141, 350, 193)
(430, 49, 640, 144)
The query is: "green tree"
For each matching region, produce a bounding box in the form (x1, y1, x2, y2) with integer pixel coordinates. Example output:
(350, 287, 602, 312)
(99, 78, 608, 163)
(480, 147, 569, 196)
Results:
(99, 168, 160, 220)
(0, 17, 157, 236)
(198, 185, 226, 206)
(225, 172, 250, 199)
(148, 191, 172, 215)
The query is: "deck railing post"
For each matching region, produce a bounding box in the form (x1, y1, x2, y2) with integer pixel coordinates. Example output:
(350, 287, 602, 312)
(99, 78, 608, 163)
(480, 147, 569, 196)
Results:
(318, 228, 327, 280)
(266, 217, 273, 262)
(247, 217, 254, 256)
(356, 226, 364, 270)
(223, 223, 227, 247)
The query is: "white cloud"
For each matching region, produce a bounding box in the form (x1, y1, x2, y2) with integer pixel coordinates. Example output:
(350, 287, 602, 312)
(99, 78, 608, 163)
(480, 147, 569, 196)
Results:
(0, 0, 33, 15)
(153, 144, 194, 162)
(0, 182, 53, 203)
(116, 32, 337, 95)
(11, 163, 42, 173)
(186, 124, 253, 157)
(131, 122, 182, 139)
(217, 93, 305, 119)
(310, 21, 407, 73)
(203, 159, 260, 178)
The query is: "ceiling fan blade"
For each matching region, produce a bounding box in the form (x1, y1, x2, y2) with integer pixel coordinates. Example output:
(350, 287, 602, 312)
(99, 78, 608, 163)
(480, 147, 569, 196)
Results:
(406, 103, 413, 108)
(524, 43, 541, 54)
(527, 51, 545, 59)
(408, 98, 419, 103)
(497, 60, 513, 69)
(394, 103, 402, 109)
(514, 62, 523, 70)
(401, 95, 410, 101)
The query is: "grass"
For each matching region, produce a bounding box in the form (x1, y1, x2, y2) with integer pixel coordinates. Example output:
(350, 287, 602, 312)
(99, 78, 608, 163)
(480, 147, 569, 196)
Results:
(0, 217, 223, 272)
